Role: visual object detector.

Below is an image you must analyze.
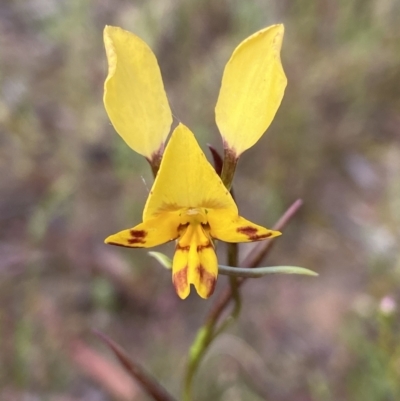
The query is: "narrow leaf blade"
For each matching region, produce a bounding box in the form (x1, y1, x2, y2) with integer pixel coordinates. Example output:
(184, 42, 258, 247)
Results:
(148, 251, 172, 269)
(218, 265, 318, 278)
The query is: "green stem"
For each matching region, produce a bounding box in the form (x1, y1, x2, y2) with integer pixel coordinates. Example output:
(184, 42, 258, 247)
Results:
(226, 241, 240, 319)
(183, 244, 242, 401)
(214, 242, 241, 338)
(183, 323, 214, 401)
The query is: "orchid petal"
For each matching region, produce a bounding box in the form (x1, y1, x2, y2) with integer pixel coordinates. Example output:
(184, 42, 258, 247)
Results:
(143, 123, 238, 220)
(103, 26, 172, 160)
(105, 212, 180, 248)
(207, 209, 281, 243)
(215, 24, 287, 156)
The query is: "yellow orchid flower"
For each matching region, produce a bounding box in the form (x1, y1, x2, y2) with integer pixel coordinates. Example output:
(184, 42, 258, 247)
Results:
(105, 124, 281, 299)
(103, 26, 172, 170)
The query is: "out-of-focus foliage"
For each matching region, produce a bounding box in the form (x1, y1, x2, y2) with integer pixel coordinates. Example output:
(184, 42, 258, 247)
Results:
(1, 0, 400, 400)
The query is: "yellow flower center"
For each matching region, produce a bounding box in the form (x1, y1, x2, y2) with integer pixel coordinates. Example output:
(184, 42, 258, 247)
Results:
(177, 208, 211, 248)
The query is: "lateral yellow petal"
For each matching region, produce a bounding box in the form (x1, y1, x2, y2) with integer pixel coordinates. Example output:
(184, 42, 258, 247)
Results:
(143, 123, 238, 220)
(215, 24, 287, 156)
(104, 212, 180, 248)
(103, 26, 172, 160)
(207, 209, 281, 243)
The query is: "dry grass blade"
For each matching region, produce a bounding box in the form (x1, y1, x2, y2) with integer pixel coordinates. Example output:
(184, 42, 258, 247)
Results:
(94, 330, 178, 401)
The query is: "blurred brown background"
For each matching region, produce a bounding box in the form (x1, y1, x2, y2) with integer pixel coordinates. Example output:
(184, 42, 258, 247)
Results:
(1, 0, 400, 400)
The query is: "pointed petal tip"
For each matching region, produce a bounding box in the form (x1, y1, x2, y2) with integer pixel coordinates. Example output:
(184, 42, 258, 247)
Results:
(235, 226, 281, 241)
(103, 25, 125, 37)
(171, 122, 192, 139)
(258, 23, 284, 35)
(104, 234, 114, 244)
(104, 234, 128, 248)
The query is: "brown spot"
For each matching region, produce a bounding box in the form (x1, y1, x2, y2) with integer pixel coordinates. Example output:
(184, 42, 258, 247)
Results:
(201, 222, 210, 230)
(176, 243, 190, 252)
(237, 226, 273, 241)
(173, 266, 188, 294)
(106, 241, 132, 248)
(196, 265, 216, 298)
(178, 223, 189, 235)
(129, 229, 146, 238)
(197, 242, 213, 252)
(127, 229, 146, 245)
(254, 232, 273, 240)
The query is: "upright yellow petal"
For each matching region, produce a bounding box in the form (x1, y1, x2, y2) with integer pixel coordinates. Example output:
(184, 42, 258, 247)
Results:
(207, 209, 281, 243)
(215, 24, 287, 156)
(104, 212, 180, 248)
(143, 123, 238, 220)
(103, 26, 172, 160)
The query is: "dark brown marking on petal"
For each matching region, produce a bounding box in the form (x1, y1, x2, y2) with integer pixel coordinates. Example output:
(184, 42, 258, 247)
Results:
(197, 242, 213, 252)
(177, 223, 189, 235)
(201, 222, 210, 230)
(147, 144, 164, 176)
(129, 229, 146, 238)
(237, 226, 273, 241)
(176, 243, 190, 252)
(127, 238, 146, 244)
(196, 265, 216, 298)
(173, 266, 188, 294)
(127, 229, 146, 244)
(106, 241, 133, 248)
(254, 232, 273, 240)
(237, 226, 257, 235)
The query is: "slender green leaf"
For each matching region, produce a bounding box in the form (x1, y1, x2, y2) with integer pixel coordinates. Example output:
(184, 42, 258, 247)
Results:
(149, 252, 317, 278)
(218, 265, 318, 278)
(149, 251, 172, 269)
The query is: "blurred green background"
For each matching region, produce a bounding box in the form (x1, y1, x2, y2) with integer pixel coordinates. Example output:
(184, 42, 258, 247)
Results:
(1, 0, 400, 400)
